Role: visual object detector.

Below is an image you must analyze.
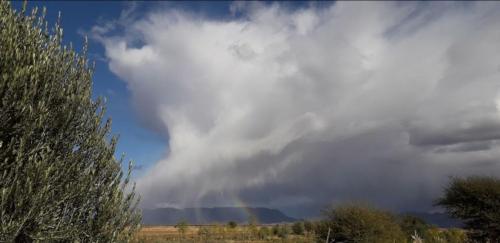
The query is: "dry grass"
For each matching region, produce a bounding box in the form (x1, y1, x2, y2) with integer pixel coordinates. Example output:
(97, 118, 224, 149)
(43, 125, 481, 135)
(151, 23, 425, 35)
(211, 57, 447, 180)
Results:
(133, 225, 314, 243)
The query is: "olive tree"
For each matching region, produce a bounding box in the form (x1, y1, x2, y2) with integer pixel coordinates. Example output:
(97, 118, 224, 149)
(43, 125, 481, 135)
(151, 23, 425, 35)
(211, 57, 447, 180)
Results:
(0, 1, 140, 242)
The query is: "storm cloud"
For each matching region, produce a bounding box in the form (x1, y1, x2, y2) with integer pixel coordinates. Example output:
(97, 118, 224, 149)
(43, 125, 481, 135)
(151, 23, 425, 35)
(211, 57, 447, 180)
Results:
(95, 2, 500, 216)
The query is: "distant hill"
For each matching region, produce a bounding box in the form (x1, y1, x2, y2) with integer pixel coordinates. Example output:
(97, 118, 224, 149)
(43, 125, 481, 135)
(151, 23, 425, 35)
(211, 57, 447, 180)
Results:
(405, 212, 464, 228)
(142, 207, 297, 225)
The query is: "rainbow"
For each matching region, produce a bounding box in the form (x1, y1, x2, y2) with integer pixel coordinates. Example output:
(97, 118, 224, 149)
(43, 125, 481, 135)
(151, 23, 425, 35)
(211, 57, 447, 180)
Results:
(190, 193, 260, 224)
(232, 195, 259, 224)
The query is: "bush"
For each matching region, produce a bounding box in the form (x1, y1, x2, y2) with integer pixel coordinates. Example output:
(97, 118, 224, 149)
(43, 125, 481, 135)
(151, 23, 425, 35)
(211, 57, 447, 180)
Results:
(426, 228, 467, 243)
(227, 221, 237, 229)
(197, 226, 210, 240)
(271, 224, 290, 238)
(399, 215, 432, 241)
(303, 220, 314, 233)
(292, 221, 305, 235)
(272, 224, 280, 236)
(317, 204, 406, 243)
(175, 220, 188, 236)
(442, 228, 467, 243)
(258, 226, 270, 240)
(437, 176, 500, 242)
(0, 1, 140, 242)
(278, 225, 291, 239)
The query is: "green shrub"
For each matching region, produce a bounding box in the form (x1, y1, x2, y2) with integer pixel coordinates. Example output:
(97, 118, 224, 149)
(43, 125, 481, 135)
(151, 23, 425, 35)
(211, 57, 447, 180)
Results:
(272, 224, 280, 236)
(303, 220, 314, 233)
(317, 204, 406, 243)
(442, 228, 467, 243)
(426, 228, 467, 243)
(197, 226, 210, 240)
(399, 215, 432, 241)
(175, 220, 188, 236)
(227, 221, 237, 229)
(277, 224, 290, 239)
(399, 214, 467, 243)
(271, 224, 290, 238)
(0, 1, 140, 241)
(292, 221, 305, 235)
(258, 226, 270, 240)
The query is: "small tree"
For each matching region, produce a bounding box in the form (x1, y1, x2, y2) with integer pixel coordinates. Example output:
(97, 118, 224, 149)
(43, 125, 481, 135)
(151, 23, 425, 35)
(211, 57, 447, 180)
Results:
(247, 215, 258, 239)
(277, 224, 290, 239)
(227, 221, 237, 229)
(258, 226, 270, 240)
(272, 224, 280, 236)
(437, 176, 500, 242)
(292, 221, 305, 235)
(0, 1, 140, 242)
(303, 220, 314, 233)
(399, 215, 432, 241)
(271, 224, 290, 238)
(248, 215, 258, 226)
(197, 226, 210, 240)
(175, 220, 188, 238)
(318, 204, 406, 243)
(441, 228, 467, 243)
(426, 228, 467, 243)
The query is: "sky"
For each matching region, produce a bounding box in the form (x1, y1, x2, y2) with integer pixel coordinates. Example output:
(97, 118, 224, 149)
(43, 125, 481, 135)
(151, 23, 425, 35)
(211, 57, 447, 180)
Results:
(19, 1, 500, 218)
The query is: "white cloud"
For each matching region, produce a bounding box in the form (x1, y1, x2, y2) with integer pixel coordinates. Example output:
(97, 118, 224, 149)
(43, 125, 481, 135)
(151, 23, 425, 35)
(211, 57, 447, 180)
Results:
(95, 2, 500, 213)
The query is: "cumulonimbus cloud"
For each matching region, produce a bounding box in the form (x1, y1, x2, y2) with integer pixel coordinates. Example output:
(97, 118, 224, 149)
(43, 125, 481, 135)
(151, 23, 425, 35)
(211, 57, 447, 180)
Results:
(94, 1, 500, 216)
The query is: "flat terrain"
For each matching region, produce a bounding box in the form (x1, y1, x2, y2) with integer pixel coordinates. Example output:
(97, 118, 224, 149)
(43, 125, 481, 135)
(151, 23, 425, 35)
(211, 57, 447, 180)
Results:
(133, 225, 314, 243)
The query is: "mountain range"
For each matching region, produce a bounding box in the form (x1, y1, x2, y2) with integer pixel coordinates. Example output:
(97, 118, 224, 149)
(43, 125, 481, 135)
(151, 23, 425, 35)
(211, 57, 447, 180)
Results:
(142, 207, 463, 228)
(142, 207, 297, 225)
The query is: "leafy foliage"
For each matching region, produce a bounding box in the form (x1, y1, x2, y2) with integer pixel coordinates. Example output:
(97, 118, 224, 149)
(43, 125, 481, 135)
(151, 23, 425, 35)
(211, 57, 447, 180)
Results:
(437, 176, 500, 242)
(257, 226, 271, 240)
(303, 220, 313, 233)
(426, 228, 467, 243)
(292, 221, 305, 235)
(398, 215, 467, 243)
(175, 220, 188, 236)
(0, 1, 140, 241)
(227, 221, 237, 229)
(271, 224, 290, 239)
(317, 204, 406, 243)
(277, 225, 291, 239)
(399, 215, 432, 242)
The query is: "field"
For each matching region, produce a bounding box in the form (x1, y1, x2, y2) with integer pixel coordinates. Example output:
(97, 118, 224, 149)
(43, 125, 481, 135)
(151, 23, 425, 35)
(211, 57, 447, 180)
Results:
(133, 225, 315, 243)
